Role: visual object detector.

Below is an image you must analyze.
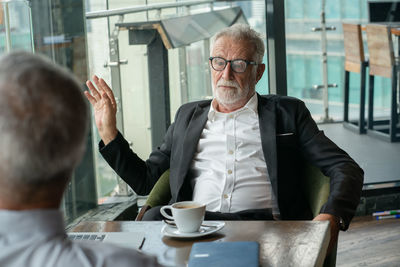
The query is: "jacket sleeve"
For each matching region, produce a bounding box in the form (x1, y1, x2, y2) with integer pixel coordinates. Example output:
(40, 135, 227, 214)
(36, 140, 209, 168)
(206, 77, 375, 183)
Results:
(295, 100, 364, 230)
(99, 109, 181, 196)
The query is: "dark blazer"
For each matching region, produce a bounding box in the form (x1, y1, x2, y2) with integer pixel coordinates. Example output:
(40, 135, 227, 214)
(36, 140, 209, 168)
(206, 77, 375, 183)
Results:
(100, 94, 363, 230)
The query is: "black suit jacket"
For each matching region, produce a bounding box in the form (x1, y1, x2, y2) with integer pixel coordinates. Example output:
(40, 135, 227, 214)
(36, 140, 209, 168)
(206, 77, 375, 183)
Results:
(100, 94, 363, 229)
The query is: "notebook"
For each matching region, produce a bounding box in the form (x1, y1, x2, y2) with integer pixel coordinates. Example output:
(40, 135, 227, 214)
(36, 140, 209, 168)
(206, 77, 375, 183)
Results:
(67, 232, 145, 250)
(188, 241, 259, 267)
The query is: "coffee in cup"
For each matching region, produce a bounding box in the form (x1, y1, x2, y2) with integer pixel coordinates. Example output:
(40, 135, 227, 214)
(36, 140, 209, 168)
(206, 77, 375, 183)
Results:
(160, 201, 206, 233)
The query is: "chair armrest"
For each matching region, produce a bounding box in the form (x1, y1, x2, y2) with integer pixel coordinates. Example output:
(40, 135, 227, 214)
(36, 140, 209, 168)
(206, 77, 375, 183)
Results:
(302, 163, 337, 267)
(135, 170, 171, 221)
(136, 204, 151, 221)
(146, 169, 171, 208)
(302, 164, 330, 217)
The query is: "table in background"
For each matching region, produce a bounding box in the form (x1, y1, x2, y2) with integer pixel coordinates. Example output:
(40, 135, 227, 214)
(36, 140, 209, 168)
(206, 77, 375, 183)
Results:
(71, 220, 330, 267)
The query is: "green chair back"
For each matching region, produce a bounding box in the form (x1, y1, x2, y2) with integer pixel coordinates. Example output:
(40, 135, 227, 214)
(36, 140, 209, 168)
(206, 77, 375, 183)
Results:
(302, 163, 337, 267)
(302, 164, 331, 217)
(135, 170, 171, 221)
(145, 169, 171, 208)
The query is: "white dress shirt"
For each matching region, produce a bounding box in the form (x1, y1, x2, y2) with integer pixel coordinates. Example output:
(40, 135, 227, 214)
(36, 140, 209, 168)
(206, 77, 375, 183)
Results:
(0, 209, 163, 267)
(191, 94, 279, 214)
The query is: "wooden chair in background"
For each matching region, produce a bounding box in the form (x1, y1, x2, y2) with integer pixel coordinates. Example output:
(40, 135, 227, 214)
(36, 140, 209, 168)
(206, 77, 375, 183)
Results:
(342, 23, 368, 134)
(365, 24, 399, 142)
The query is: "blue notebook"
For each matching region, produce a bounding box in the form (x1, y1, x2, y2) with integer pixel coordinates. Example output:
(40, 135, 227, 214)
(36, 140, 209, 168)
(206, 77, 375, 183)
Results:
(188, 241, 259, 267)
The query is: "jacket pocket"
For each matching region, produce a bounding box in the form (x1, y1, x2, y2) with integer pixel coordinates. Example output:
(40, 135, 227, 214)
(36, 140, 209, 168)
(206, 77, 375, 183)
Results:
(276, 134, 297, 147)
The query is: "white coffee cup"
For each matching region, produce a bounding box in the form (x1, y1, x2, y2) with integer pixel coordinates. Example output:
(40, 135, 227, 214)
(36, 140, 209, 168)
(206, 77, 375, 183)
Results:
(160, 201, 206, 233)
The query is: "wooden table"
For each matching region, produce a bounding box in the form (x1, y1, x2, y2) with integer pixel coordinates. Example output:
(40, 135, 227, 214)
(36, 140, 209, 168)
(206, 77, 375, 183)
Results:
(71, 220, 330, 267)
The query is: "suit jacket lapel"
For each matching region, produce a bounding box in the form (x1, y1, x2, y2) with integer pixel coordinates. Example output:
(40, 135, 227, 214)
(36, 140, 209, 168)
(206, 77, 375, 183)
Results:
(176, 102, 210, 196)
(257, 95, 278, 199)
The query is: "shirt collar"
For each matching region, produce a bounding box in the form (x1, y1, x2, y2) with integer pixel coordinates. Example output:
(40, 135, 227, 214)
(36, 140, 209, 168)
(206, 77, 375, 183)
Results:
(208, 93, 258, 120)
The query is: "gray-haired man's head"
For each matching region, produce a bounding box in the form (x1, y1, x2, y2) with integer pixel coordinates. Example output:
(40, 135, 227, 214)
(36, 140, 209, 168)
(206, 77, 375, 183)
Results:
(0, 52, 88, 189)
(210, 24, 266, 112)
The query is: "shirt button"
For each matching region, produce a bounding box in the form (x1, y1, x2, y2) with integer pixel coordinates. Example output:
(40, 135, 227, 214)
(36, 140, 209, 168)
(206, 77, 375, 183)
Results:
(228, 150, 233, 155)
(227, 169, 232, 174)
(223, 194, 228, 199)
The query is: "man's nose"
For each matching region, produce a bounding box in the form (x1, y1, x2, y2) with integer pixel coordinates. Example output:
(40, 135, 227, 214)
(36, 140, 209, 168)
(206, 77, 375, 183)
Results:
(222, 62, 234, 80)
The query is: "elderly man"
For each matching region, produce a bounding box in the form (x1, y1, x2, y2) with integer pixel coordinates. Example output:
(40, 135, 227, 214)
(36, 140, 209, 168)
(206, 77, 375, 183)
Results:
(0, 52, 162, 267)
(86, 24, 363, 252)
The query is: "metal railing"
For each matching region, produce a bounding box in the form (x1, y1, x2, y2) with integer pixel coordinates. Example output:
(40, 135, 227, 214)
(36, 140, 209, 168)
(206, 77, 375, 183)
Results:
(86, 0, 216, 19)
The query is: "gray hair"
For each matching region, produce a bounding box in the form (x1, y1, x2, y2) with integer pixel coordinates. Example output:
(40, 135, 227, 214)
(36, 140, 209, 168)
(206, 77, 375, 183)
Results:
(0, 52, 88, 186)
(214, 24, 265, 63)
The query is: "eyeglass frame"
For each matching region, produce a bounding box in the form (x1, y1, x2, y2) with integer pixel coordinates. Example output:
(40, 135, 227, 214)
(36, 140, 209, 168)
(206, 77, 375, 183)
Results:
(208, 57, 259, 73)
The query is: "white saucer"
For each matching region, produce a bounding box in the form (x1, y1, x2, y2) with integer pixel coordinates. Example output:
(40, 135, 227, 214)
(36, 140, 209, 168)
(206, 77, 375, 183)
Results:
(161, 221, 225, 238)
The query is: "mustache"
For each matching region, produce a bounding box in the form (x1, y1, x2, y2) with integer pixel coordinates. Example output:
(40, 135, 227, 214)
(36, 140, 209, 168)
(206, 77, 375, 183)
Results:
(217, 79, 240, 89)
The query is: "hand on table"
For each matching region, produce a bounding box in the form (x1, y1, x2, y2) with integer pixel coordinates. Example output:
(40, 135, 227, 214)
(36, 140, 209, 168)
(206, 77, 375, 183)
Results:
(85, 75, 118, 145)
(313, 213, 339, 255)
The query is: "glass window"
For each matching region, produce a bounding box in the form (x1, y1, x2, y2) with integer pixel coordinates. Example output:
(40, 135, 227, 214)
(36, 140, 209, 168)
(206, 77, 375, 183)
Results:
(86, 0, 121, 202)
(85, 0, 270, 201)
(186, 40, 210, 101)
(30, 0, 96, 224)
(0, 0, 96, 224)
(0, 0, 33, 53)
(284, 0, 386, 122)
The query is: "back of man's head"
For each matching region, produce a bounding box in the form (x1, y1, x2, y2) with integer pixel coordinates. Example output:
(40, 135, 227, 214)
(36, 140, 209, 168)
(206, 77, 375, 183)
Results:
(0, 52, 88, 193)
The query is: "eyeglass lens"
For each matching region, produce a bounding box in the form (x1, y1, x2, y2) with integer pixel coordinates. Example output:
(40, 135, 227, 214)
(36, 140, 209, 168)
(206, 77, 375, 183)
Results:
(211, 57, 247, 73)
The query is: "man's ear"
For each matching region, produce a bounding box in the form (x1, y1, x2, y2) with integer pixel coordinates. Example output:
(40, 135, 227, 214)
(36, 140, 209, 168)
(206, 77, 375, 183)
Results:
(256, 64, 265, 83)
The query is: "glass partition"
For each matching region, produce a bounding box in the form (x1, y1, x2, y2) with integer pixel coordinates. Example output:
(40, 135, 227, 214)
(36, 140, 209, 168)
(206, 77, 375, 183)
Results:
(85, 0, 269, 201)
(284, 0, 392, 123)
(186, 40, 210, 101)
(0, 0, 97, 224)
(30, 0, 96, 224)
(85, 0, 119, 202)
(0, 0, 33, 53)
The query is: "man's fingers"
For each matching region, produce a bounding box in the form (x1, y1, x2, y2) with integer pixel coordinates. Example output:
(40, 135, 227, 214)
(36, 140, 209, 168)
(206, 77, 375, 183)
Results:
(99, 78, 117, 109)
(102, 92, 113, 107)
(92, 75, 105, 94)
(86, 80, 101, 101)
(84, 91, 97, 106)
(87, 75, 117, 111)
(102, 92, 117, 114)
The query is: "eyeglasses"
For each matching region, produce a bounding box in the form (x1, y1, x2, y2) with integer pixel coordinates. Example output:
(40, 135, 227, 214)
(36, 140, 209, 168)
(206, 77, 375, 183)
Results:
(209, 57, 258, 73)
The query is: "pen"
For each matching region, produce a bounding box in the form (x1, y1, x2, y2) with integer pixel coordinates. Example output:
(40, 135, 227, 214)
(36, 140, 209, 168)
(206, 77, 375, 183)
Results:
(376, 214, 400, 220)
(372, 209, 400, 216)
(139, 237, 146, 250)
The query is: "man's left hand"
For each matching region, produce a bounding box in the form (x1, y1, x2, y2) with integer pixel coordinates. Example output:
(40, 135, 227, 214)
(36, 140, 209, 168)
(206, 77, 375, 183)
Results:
(313, 213, 339, 255)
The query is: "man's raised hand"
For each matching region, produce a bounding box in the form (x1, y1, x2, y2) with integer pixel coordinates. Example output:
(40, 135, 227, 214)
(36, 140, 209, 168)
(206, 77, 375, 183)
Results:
(85, 75, 118, 145)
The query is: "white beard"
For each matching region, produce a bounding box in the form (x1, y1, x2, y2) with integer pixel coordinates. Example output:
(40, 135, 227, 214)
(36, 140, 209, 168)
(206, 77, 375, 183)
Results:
(213, 79, 250, 106)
